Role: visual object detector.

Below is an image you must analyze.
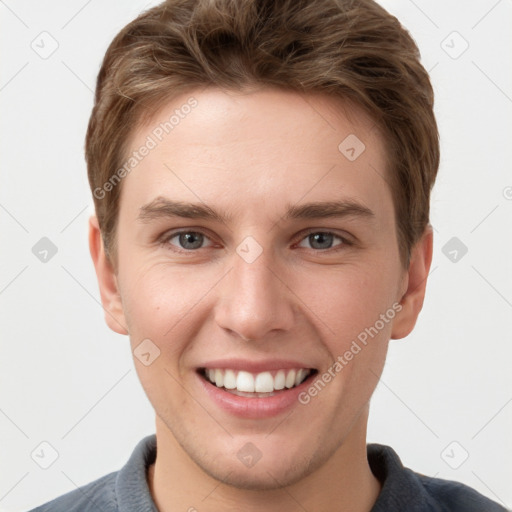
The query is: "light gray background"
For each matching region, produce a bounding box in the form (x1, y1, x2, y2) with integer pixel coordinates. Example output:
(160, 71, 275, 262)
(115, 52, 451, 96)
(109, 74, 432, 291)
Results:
(1, 1, 511, 510)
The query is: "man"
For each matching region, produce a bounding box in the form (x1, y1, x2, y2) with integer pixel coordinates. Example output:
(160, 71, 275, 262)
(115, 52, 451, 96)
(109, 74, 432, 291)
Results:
(30, 0, 507, 510)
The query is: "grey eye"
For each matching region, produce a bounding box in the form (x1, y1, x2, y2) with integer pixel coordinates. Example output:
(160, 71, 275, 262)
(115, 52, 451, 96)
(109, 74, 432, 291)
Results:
(297, 232, 343, 250)
(173, 232, 206, 250)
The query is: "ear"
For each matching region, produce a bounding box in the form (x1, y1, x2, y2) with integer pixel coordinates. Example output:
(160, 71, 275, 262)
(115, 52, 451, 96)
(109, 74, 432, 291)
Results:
(391, 226, 433, 340)
(88, 215, 129, 335)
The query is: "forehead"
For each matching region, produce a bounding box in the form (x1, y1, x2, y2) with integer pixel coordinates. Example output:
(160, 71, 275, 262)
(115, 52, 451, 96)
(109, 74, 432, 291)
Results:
(121, 87, 393, 227)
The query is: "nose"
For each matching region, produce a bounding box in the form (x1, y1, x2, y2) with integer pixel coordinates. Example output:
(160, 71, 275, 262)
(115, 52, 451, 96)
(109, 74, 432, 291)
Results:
(214, 244, 295, 342)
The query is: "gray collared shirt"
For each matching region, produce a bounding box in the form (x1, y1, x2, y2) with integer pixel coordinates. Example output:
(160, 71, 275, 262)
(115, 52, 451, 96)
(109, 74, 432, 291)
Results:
(28, 434, 508, 511)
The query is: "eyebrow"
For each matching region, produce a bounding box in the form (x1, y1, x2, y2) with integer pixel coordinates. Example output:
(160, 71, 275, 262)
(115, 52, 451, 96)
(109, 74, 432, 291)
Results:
(283, 200, 374, 221)
(138, 197, 375, 224)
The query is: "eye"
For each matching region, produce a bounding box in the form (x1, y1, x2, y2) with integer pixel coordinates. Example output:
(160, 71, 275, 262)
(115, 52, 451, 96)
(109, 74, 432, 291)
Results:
(163, 230, 214, 251)
(296, 231, 347, 251)
(160, 229, 350, 253)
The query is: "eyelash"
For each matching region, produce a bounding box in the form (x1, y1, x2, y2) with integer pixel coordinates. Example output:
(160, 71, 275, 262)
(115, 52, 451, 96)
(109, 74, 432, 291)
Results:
(158, 229, 353, 254)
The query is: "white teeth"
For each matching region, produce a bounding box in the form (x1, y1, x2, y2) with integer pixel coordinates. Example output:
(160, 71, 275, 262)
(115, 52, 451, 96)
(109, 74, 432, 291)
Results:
(236, 371, 255, 392)
(285, 369, 296, 389)
(214, 369, 224, 388)
(254, 372, 274, 393)
(223, 369, 237, 389)
(295, 369, 306, 386)
(274, 370, 285, 390)
(204, 367, 311, 393)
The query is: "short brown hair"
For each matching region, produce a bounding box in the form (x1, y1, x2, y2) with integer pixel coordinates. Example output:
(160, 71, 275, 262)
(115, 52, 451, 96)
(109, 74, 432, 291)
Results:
(86, 0, 439, 267)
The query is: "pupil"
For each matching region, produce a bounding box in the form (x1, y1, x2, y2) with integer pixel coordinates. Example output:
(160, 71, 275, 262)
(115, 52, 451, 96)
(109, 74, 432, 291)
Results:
(311, 233, 332, 249)
(180, 232, 203, 249)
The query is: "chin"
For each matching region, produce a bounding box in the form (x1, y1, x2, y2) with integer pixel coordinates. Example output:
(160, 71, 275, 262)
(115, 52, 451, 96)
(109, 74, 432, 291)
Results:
(201, 462, 308, 491)
(192, 445, 324, 492)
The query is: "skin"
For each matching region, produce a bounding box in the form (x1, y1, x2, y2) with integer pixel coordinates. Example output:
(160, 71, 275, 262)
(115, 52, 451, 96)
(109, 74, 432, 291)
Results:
(89, 87, 432, 512)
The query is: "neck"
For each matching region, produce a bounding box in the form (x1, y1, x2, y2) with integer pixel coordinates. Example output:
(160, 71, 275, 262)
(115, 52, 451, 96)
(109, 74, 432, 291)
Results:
(148, 409, 381, 512)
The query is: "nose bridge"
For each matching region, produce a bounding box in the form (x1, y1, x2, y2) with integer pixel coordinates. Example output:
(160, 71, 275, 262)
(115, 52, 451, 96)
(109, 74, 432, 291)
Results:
(215, 240, 293, 340)
(234, 245, 276, 301)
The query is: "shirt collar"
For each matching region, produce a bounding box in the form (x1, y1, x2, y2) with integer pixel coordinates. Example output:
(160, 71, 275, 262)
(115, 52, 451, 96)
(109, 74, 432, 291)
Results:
(114, 435, 440, 511)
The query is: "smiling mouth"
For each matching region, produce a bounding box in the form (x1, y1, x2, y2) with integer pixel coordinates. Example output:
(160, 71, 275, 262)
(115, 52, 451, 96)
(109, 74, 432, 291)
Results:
(198, 367, 318, 398)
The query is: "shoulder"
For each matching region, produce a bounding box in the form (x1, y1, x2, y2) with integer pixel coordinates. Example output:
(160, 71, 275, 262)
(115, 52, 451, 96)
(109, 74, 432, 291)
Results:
(416, 472, 508, 512)
(27, 434, 158, 512)
(27, 471, 118, 512)
(368, 443, 508, 512)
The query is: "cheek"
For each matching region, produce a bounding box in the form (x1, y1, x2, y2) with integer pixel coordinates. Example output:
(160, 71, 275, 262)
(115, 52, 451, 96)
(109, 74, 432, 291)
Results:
(293, 263, 399, 344)
(121, 267, 205, 409)
(120, 263, 223, 357)
(299, 268, 395, 412)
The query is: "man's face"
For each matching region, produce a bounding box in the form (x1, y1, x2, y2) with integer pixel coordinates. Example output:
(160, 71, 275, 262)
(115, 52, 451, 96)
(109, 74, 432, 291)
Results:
(98, 87, 415, 489)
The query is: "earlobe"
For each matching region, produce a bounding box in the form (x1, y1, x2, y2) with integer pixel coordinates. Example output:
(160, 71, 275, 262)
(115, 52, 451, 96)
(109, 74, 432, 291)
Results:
(391, 226, 433, 340)
(88, 215, 129, 335)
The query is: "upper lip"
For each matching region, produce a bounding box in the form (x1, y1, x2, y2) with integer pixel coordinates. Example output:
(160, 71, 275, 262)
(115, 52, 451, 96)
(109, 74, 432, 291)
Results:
(198, 359, 316, 373)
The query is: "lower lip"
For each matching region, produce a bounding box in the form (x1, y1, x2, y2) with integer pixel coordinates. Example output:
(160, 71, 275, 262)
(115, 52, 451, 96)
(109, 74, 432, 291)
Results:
(197, 371, 316, 419)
